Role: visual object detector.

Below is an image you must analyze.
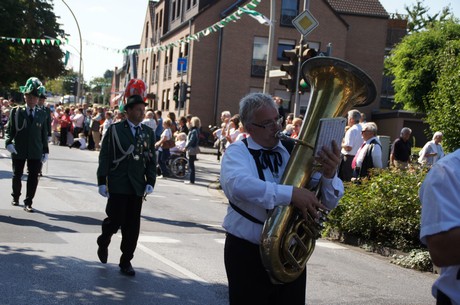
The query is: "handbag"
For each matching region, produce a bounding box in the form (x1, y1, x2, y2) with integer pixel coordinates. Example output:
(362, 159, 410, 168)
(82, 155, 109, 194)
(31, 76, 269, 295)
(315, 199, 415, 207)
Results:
(187, 145, 201, 155)
(161, 138, 175, 149)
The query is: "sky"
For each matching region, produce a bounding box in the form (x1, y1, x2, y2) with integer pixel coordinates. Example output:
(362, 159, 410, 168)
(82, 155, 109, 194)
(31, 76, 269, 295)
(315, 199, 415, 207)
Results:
(52, 0, 460, 82)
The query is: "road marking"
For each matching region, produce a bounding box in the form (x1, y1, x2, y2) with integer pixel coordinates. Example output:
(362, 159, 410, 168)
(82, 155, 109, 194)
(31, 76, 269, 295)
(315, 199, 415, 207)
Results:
(215, 239, 225, 245)
(203, 223, 222, 228)
(148, 194, 166, 198)
(137, 244, 208, 284)
(138, 236, 180, 243)
(316, 241, 347, 249)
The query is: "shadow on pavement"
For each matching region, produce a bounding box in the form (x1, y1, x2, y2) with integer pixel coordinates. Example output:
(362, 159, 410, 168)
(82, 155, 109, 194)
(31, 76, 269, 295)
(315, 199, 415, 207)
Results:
(0, 215, 77, 233)
(0, 245, 228, 305)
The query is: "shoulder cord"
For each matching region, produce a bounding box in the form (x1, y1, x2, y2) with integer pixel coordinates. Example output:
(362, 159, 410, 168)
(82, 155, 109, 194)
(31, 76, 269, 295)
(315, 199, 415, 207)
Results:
(15, 108, 27, 132)
(110, 124, 135, 169)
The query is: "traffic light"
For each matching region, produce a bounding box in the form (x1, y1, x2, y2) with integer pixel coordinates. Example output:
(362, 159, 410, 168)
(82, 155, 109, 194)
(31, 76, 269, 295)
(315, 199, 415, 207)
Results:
(180, 83, 191, 108)
(279, 46, 299, 92)
(298, 45, 317, 94)
(173, 83, 180, 108)
(72, 79, 78, 96)
(173, 83, 180, 102)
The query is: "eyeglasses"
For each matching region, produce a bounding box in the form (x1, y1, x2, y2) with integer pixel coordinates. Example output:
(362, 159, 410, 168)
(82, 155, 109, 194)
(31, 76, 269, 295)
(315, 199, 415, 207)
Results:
(252, 116, 283, 129)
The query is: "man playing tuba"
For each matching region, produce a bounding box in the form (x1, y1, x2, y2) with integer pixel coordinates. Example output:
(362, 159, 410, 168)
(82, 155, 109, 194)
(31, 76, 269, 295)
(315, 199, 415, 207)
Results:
(220, 93, 344, 305)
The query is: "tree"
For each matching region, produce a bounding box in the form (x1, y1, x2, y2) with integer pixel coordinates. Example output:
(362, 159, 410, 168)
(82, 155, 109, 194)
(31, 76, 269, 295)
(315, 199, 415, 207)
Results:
(103, 70, 114, 80)
(385, 20, 460, 151)
(405, 0, 453, 34)
(0, 0, 66, 90)
(424, 39, 460, 152)
(385, 20, 460, 114)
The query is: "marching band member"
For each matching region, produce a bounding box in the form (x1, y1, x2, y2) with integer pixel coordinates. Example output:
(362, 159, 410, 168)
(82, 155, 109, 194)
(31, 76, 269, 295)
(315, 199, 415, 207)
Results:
(220, 93, 344, 304)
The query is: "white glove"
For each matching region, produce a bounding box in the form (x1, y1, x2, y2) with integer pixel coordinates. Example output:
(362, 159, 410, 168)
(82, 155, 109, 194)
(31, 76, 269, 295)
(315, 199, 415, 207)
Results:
(98, 185, 109, 198)
(48, 136, 52, 143)
(144, 184, 154, 195)
(41, 153, 49, 163)
(6, 144, 17, 155)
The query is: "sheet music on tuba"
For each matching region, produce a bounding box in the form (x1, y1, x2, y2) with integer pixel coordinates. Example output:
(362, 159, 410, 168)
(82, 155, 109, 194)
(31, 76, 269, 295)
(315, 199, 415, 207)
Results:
(314, 117, 347, 156)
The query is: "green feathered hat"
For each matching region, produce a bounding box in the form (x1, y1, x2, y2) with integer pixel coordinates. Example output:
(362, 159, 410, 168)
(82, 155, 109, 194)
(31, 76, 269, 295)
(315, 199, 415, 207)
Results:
(19, 77, 43, 97)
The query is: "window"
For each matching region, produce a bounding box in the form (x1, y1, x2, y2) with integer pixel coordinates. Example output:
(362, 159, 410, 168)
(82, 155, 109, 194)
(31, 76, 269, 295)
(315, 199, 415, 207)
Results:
(251, 37, 268, 77)
(280, 0, 298, 27)
(172, 1, 177, 20)
(277, 39, 296, 60)
(176, 0, 182, 19)
(145, 22, 149, 48)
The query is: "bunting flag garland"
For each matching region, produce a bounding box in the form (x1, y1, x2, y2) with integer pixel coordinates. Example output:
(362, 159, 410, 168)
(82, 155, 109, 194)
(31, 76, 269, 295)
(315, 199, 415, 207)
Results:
(238, 7, 271, 25)
(0, 36, 66, 46)
(0, 0, 266, 55)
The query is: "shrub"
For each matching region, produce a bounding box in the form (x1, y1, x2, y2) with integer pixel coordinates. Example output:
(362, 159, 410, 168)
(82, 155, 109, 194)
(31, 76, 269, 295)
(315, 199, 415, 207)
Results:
(325, 166, 428, 251)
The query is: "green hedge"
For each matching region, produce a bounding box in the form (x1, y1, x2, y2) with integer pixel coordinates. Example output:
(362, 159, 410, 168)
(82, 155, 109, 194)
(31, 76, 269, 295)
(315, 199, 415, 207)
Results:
(325, 166, 428, 251)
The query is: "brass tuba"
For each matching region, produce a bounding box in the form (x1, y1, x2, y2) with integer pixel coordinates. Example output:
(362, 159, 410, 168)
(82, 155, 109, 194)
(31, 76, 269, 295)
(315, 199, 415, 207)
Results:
(260, 57, 377, 284)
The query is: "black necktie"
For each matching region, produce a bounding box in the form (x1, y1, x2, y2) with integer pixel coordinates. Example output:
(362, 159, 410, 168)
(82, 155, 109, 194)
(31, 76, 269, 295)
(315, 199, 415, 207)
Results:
(29, 108, 34, 122)
(134, 126, 140, 140)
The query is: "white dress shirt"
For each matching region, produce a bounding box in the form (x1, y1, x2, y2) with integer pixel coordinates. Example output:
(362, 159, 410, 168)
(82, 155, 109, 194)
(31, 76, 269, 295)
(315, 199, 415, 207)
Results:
(221, 137, 344, 245)
(341, 123, 362, 155)
(420, 149, 460, 304)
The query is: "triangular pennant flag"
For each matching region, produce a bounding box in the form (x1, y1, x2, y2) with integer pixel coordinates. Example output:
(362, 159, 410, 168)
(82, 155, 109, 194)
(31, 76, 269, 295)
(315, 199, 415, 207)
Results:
(31, 39, 36, 44)
(26, 38, 31, 44)
(239, 7, 271, 26)
(21, 38, 26, 44)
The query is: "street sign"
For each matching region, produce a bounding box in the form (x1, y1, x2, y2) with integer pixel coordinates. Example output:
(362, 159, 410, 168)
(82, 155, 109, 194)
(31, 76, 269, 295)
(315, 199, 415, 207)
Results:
(269, 69, 286, 77)
(292, 10, 319, 36)
(177, 57, 188, 72)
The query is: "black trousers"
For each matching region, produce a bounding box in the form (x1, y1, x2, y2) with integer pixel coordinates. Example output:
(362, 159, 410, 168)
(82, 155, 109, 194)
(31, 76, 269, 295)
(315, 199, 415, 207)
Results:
(12, 158, 42, 206)
(188, 155, 196, 183)
(98, 193, 143, 267)
(224, 233, 306, 305)
(338, 154, 354, 182)
(60, 127, 68, 146)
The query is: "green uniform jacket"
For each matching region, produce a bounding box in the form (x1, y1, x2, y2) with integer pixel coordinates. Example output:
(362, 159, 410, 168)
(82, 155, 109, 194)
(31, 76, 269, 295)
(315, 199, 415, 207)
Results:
(41, 106, 52, 137)
(5, 105, 49, 160)
(97, 120, 157, 197)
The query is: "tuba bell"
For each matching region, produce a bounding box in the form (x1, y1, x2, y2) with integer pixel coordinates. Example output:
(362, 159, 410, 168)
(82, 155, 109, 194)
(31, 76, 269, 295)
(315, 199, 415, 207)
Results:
(260, 57, 377, 284)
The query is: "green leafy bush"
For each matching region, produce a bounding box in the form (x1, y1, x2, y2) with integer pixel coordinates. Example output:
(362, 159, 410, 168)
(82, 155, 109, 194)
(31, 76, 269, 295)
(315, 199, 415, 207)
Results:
(390, 249, 432, 272)
(325, 167, 428, 251)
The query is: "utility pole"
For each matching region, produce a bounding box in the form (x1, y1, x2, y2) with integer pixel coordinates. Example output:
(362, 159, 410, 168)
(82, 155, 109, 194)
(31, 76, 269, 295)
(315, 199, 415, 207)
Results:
(293, 0, 309, 116)
(62, 0, 83, 105)
(263, 0, 275, 94)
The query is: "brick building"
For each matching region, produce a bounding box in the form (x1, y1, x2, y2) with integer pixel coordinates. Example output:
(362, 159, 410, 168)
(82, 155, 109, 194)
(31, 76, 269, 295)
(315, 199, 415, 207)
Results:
(131, 0, 392, 135)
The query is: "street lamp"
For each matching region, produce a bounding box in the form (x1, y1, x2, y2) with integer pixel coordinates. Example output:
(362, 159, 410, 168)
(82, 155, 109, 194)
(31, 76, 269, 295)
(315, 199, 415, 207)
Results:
(61, 0, 83, 104)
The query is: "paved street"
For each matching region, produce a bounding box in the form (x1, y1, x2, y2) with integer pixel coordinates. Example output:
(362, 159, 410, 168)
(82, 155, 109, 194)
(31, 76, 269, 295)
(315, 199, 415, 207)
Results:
(0, 139, 438, 305)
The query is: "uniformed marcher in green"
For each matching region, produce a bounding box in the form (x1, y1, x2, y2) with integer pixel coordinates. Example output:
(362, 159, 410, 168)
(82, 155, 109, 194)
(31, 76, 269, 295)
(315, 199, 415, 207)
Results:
(5, 77, 49, 212)
(96, 94, 156, 276)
